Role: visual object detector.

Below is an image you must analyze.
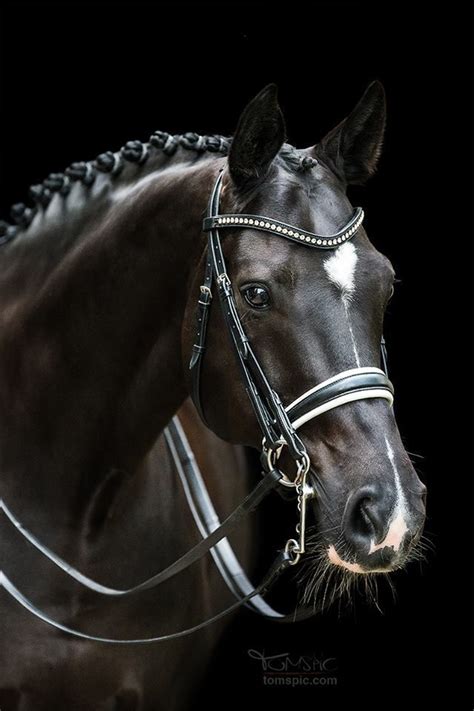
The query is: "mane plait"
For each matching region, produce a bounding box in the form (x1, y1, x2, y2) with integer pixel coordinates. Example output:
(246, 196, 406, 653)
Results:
(0, 132, 230, 247)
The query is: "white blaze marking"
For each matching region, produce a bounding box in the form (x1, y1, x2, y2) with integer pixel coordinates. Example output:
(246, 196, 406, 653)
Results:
(323, 242, 358, 306)
(323, 243, 360, 366)
(369, 437, 409, 554)
(347, 322, 361, 368)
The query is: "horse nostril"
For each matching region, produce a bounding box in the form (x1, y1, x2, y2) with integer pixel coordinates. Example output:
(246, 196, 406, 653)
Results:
(344, 485, 390, 549)
(359, 498, 378, 535)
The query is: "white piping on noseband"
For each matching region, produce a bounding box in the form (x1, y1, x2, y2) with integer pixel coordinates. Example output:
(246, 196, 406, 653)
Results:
(286, 367, 394, 431)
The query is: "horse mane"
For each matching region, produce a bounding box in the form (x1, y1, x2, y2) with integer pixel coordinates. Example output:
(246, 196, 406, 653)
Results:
(0, 131, 316, 247)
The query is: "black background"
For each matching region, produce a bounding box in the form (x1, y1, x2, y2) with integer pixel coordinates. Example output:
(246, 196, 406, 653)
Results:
(0, 2, 471, 708)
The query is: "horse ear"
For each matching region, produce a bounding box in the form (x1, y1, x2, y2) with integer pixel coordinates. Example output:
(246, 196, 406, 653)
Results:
(229, 84, 286, 188)
(315, 81, 386, 185)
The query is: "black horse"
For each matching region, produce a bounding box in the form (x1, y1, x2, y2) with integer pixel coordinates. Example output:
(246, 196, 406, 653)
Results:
(0, 83, 426, 709)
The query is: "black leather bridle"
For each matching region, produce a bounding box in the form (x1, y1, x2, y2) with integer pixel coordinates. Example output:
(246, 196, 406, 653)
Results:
(1, 169, 394, 643)
(190, 170, 393, 487)
(190, 170, 309, 482)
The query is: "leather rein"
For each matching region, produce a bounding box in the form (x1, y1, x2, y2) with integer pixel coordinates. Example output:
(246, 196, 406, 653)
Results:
(0, 169, 394, 643)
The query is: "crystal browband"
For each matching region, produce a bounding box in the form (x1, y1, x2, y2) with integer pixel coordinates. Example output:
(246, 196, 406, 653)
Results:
(202, 207, 364, 249)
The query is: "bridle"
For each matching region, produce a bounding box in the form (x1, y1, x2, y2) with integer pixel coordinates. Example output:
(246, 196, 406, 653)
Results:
(190, 169, 393, 558)
(0, 168, 394, 643)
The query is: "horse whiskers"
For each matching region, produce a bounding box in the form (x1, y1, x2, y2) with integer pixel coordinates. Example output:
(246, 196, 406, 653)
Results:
(384, 573, 398, 603)
(402, 536, 432, 566)
(305, 522, 341, 541)
(364, 576, 383, 614)
(405, 449, 424, 461)
(416, 532, 436, 553)
(294, 527, 432, 615)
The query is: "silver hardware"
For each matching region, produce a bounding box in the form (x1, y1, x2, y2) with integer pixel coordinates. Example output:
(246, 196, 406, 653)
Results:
(262, 437, 286, 468)
(206, 208, 364, 250)
(262, 441, 310, 489)
(284, 471, 316, 566)
(216, 273, 230, 287)
(275, 449, 311, 489)
(284, 538, 301, 566)
(198, 285, 212, 304)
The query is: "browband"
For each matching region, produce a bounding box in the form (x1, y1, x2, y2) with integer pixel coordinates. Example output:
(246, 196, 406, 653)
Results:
(203, 206, 364, 249)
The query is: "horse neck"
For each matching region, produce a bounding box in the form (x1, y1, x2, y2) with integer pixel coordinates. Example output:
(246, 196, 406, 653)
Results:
(0, 155, 222, 521)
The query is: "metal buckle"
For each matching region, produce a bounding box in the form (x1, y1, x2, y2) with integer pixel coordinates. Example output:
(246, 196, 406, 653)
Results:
(216, 273, 230, 287)
(262, 439, 310, 488)
(216, 272, 232, 298)
(198, 285, 212, 305)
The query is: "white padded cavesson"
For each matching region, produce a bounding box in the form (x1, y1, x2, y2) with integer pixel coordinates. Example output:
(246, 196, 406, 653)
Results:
(285, 367, 394, 431)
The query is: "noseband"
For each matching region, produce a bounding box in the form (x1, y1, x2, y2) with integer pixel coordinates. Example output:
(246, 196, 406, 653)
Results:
(190, 169, 393, 556)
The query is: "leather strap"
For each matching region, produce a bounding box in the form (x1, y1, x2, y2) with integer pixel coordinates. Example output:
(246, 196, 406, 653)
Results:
(202, 206, 364, 249)
(0, 549, 300, 644)
(191, 171, 307, 462)
(1, 422, 316, 641)
(165, 417, 322, 623)
(189, 256, 213, 426)
(381, 334, 389, 375)
(287, 368, 394, 428)
(0, 467, 283, 598)
(165, 416, 287, 618)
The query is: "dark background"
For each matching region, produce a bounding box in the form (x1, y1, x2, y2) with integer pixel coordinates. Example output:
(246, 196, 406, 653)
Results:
(0, 2, 471, 708)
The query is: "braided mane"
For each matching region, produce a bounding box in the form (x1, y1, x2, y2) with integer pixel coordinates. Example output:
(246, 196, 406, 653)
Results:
(0, 131, 317, 246)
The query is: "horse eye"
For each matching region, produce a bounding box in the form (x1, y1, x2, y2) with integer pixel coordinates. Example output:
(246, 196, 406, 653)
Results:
(242, 284, 271, 309)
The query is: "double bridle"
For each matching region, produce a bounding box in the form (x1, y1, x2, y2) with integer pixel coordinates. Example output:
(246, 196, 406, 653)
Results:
(1, 169, 394, 643)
